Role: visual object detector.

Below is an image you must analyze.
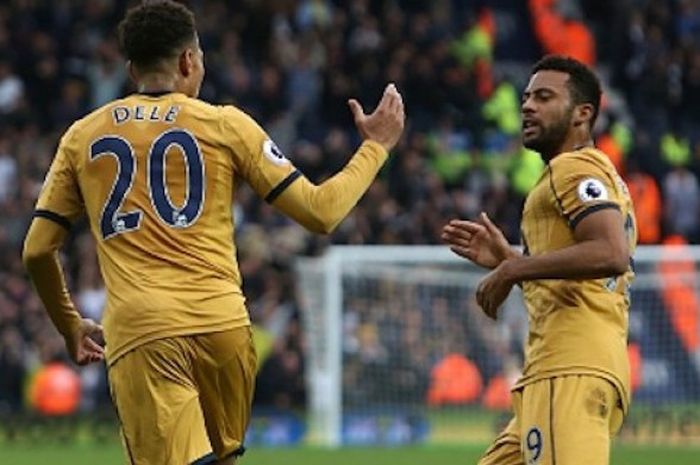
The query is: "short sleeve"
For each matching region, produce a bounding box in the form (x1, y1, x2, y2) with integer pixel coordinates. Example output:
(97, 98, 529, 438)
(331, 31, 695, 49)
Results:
(549, 153, 621, 228)
(221, 106, 300, 202)
(34, 129, 84, 228)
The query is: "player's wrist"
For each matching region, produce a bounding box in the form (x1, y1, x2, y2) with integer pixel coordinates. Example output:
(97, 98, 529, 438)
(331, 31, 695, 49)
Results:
(364, 138, 391, 153)
(493, 245, 515, 266)
(499, 257, 522, 285)
(504, 247, 521, 261)
(360, 139, 390, 159)
(56, 311, 83, 340)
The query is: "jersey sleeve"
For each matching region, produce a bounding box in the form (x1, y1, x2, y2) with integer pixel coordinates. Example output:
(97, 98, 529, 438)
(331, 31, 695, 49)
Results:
(549, 152, 621, 228)
(34, 127, 84, 229)
(220, 106, 299, 201)
(270, 139, 388, 233)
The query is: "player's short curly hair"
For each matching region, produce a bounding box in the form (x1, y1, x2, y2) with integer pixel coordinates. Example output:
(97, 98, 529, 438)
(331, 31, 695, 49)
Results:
(118, 0, 196, 70)
(532, 55, 602, 129)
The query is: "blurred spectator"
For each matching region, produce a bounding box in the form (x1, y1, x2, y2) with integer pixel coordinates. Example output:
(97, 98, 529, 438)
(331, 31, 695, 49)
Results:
(628, 342, 643, 393)
(427, 352, 483, 406)
(0, 60, 24, 114)
(661, 131, 691, 167)
(0, 138, 17, 203)
(529, 0, 596, 65)
(0, 327, 25, 414)
(626, 162, 662, 245)
(663, 166, 700, 241)
(482, 355, 521, 411)
(87, 39, 127, 109)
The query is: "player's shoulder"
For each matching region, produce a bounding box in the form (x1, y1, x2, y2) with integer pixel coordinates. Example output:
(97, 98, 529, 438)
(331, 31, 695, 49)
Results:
(551, 147, 616, 175)
(217, 102, 258, 125)
(217, 103, 266, 144)
(177, 96, 250, 120)
(179, 97, 259, 132)
(179, 94, 223, 117)
(58, 97, 130, 148)
(552, 147, 630, 200)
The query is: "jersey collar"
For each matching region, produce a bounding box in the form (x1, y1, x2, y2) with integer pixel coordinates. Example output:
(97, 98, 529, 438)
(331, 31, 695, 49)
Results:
(138, 90, 174, 97)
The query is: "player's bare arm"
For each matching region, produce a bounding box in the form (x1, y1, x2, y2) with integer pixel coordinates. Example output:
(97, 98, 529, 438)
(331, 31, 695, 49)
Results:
(477, 207, 629, 318)
(441, 212, 520, 269)
(269, 83, 405, 234)
(23, 219, 104, 365)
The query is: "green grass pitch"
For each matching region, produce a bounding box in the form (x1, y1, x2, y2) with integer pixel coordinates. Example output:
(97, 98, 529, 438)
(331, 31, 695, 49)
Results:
(2, 443, 699, 465)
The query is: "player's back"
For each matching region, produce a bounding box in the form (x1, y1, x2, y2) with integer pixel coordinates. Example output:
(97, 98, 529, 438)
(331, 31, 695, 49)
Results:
(67, 92, 247, 362)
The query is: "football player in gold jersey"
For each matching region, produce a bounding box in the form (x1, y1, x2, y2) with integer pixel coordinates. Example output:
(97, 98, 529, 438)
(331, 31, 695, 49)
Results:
(22, 2, 404, 464)
(443, 55, 636, 465)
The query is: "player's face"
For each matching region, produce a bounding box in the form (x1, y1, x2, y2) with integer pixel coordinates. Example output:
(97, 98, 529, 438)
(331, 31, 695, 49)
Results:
(521, 70, 575, 158)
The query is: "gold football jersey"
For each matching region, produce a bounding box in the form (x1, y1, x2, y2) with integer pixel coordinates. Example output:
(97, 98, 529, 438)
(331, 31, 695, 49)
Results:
(35, 92, 300, 363)
(514, 147, 637, 412)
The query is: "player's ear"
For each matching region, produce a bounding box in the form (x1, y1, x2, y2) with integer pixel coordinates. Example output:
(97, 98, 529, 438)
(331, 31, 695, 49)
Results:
(573, 103, 594, 128)
(179, 48, 194, 77)
(126, 61, 139, 84)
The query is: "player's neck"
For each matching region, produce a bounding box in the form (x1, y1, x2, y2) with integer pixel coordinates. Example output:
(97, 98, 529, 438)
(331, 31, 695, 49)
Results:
(136, 74, 180, 95)
(548, 134, 594, 161)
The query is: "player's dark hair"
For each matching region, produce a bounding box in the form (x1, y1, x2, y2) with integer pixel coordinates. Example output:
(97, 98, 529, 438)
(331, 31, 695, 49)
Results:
(531, 55, 602, 129)
(118, 1, 196, 70)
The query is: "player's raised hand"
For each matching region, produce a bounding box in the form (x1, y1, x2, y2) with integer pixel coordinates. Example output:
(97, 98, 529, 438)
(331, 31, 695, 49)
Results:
(442, 212, 513, 270)
(348, 83, 405, 152)
(65, 318, 105, 366)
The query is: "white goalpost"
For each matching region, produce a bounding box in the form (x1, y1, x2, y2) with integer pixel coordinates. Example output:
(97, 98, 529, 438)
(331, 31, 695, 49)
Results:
(296, 246, 700, 446)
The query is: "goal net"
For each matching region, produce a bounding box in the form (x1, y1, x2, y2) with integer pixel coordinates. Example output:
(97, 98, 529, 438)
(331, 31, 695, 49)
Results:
(296, 246, 700, 446)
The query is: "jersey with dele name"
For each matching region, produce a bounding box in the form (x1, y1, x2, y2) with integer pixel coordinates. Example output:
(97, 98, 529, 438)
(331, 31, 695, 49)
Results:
(35, 92, 301, 364)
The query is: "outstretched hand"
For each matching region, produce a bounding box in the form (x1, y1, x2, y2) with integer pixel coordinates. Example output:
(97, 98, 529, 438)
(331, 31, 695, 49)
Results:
(442, 212, 512, 269)
(348, 83, 405, 152)
(65, 318, 104, 365)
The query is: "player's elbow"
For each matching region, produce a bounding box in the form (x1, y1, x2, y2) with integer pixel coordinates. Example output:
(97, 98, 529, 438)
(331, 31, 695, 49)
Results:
(607, 255, 629, 276)
(305, 215, 341, 235)
(22, 226, 56, 271)
(287, 208, 340, 234)
(602, 243, 629, 276)
(311, 223, 336, 235)
(303, 200, 343, 234)
(22, 240, 51, 271)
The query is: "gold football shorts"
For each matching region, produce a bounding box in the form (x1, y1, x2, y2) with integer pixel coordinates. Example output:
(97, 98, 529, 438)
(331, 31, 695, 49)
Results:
(479, 375, 624, 465)
(108, 326, 257, 465)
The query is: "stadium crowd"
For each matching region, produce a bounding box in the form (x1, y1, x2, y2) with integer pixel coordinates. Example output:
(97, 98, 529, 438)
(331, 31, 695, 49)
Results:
(2, 0, 700, 415)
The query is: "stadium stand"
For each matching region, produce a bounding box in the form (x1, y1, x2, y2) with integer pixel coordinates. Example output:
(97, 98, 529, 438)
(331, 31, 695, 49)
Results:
(1, 0, 700, 423)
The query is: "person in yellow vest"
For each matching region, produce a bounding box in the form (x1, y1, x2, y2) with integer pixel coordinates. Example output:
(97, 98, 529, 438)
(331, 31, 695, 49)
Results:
(660, 131, 691, 167)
